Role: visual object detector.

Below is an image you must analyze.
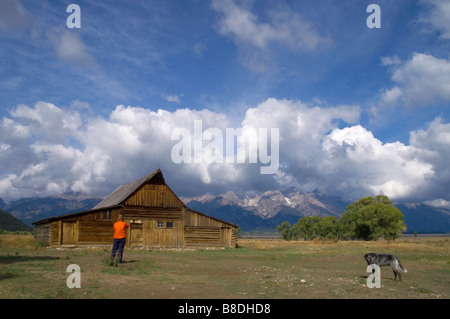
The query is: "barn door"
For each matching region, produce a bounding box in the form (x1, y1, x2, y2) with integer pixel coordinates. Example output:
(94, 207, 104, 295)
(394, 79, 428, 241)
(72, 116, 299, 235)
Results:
(129, 223, 143, 247)
(62, 221, 77, 246)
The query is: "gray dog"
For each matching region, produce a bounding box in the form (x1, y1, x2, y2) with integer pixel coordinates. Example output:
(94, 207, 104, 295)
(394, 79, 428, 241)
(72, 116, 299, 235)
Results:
(364, 253, 407, 281)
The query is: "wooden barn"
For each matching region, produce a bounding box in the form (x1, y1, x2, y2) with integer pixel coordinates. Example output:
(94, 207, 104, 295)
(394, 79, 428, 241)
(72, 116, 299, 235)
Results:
(33, 169, 238, 249)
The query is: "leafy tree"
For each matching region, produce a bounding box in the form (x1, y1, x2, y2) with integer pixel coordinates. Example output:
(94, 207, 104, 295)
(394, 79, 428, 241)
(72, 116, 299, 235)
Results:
(290, 216, 311, 240)
(276, 195, 406, 241)
(340, 195, 406, 240)
(276, 221, 292, 240)
(317, 216, 339, 239)
(285, 215, 339, 241)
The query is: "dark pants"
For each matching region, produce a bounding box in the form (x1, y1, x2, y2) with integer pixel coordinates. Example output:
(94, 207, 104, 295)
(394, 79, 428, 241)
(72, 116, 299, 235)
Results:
(111, 238, 126, 262)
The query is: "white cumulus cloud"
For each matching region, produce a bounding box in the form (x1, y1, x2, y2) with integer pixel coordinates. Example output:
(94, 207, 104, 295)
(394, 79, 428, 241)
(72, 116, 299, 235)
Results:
(421, 0, 450, 39)
(50, 30, 95, 68)
(211, 0, 330, 71)
(380, 53, 450, 108)
(321, 125, 434, 201)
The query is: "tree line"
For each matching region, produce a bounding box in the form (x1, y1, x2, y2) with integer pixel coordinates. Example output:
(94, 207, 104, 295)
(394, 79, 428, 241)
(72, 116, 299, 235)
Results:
(276, 195, 407, 241)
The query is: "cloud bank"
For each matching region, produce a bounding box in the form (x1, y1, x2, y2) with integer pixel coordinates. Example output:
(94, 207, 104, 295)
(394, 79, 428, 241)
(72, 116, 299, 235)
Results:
(422, 0, 450, 39)
(211, 0, 330, 71)
(380, 53, 450, 108)
(211, 0, 329, 51)
(1, 99, 449, 206)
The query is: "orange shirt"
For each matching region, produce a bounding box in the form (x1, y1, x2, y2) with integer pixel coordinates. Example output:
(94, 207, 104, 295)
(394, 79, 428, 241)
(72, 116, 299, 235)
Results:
(113, 221, 129, 239)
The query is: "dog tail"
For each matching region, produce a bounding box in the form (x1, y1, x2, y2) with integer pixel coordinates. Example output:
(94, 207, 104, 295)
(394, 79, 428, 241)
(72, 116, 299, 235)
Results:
(398, 260, 407, 273)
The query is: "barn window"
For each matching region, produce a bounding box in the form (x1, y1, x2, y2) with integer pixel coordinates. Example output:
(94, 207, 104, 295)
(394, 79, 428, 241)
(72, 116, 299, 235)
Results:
(157, 221, 164, 228)
(166, 222, 173, 228)
(103, 210, 111, 220)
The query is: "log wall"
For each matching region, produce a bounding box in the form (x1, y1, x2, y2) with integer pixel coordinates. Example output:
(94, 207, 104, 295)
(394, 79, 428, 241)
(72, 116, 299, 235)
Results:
(125, 184, 183, 208)
(184, 227, 221, 248)
(34, 223, 50, 245)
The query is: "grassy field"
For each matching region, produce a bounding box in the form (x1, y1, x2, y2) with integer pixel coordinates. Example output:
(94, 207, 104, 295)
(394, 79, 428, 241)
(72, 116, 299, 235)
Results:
(0, 234, 448, 299)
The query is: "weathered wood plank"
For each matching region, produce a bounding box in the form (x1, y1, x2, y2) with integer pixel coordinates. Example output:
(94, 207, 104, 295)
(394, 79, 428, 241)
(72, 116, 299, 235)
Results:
(184, 227, 222, 247)
(125, 184, 184, 208)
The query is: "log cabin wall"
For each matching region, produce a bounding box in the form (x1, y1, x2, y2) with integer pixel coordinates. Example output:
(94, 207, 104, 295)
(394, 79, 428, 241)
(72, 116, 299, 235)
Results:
(143, 220, 183, 248)
(184, 209, 237, 248)
(42, 208, 121, 247)
(77, 208, 119, 245)
(125, 184, 183, 208)
(49, 221, 60, 246)
(122, 183, 186, 248)
(34, 223, 50, 245)
(122, 207, 184, 248)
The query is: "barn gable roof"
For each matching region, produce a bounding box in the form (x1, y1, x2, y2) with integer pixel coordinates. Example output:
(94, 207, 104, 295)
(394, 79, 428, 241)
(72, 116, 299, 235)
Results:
(93, 169, 165, 210)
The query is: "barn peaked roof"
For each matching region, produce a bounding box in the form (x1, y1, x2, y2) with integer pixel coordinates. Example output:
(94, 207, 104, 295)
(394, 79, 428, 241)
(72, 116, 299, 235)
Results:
(93, 168, 164, 210)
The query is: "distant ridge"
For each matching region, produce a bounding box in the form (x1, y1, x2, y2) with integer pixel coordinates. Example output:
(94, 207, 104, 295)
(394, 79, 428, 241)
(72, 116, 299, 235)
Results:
(1, 197, 101, 226)
(0, 208, 33, 232)
(396, 203, 450, 234)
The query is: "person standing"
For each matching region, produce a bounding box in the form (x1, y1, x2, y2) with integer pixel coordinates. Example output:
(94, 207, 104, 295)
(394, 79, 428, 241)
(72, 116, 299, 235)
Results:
(111, 214, 129, 263)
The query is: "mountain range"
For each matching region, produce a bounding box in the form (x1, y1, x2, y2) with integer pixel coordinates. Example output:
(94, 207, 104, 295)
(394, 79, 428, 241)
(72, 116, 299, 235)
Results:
(182, 189, 347, 232)
(183, 189, 450, 234)
(0, 196, 102, 227)
(0, 189, 449, 234)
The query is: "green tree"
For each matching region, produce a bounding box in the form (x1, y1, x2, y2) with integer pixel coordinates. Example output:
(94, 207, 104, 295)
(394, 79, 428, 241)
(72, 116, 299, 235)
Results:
(276, 195, 406, 241)
(316, 216, 339, 239)
(340, 195, 406, 240)
(291, 216, 315, 240)
(276, 221, 292, 240)
(286, 215, 339, 241)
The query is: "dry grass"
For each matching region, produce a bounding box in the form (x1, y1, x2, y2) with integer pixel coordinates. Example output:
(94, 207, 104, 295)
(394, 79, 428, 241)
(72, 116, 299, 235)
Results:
(242, 236, 450, 254)
(0, 234, 36, 249)
(0, 235, 449, 299)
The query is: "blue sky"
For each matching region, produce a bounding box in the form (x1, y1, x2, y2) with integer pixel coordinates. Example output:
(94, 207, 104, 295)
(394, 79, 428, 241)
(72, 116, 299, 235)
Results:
(1, 0, 450, 207)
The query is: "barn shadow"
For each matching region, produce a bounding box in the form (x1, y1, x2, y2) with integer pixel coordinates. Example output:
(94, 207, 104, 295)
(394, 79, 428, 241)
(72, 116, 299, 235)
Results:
(0, 255, 60, 265)
(0, 272, 19, 281)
